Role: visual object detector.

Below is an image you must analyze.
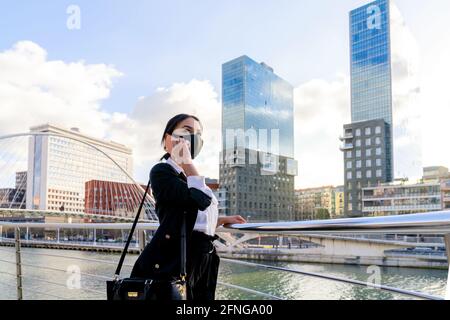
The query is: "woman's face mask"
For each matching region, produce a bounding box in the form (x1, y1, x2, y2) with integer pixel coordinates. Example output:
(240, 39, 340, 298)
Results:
(171, 132, 203, 160)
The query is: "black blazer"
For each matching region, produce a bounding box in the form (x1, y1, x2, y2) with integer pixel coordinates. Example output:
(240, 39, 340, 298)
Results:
(130, 162, 212, 280)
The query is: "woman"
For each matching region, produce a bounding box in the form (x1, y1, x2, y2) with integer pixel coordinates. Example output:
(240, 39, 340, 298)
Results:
(130, 113, 246, 300)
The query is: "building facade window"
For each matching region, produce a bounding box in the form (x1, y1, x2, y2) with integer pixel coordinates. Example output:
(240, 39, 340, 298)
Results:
(375, 126, 382, 134)
(355, 129, 361, 137)
(375, 137, 381, 145)
(366, 170, 372, 178)
(365, 127, 371, 135)
(366, 149, 372, 157)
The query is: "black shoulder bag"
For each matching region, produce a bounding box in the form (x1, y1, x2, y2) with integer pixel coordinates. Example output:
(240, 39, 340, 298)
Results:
(106, 178, 187, 300)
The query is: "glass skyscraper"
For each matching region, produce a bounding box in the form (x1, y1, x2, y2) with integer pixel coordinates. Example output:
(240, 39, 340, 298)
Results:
(350, 0, 392, 126)
(222, 55, 294, 158)
(342, 0, 394, 217)
(220, 55, 297, 221)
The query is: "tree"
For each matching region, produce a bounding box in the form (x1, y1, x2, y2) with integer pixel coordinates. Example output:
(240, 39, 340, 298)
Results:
(315, 208, 330, 220)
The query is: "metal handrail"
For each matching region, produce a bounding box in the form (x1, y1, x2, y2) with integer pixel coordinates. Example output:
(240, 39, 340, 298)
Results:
(2, 211, 450, 235)
(216, 282, 284, 300)
(0, 244, 444, 300)
(219, 258, 441, 300)
(1, 211, 450, 300)
(225, 211, 450, 235)
(0, 279, 67, 300)
(0, 246, 282, 300)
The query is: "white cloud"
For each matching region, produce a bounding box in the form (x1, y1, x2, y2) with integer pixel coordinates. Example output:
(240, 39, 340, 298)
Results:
(106, 79, 222, 183)
(293, 2, 433, 188)
(293, 75, 350, 188)
(2, 15, 449, 192)
(390, 2, 423, 180)
(415, 15, 450, 170)
(0, 41, 222, 184)
(0, 41, 122, 138)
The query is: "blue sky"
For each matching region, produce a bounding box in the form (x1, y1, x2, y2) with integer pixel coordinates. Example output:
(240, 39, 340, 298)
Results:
(1, 1, 450, 187)
(0, 0, 437, 114)
(0, 0, 450, 111)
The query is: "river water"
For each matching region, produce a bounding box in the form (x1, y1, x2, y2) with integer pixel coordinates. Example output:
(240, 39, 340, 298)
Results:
(0, 247, 447, 300)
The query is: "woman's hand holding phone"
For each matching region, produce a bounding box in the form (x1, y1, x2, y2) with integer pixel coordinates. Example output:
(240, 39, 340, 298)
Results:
(171, 136, 200, 176)
(171, 136, 193, 165)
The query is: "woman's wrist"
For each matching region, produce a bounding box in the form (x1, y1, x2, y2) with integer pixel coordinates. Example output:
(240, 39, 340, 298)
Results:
(216, 216, 227, 227)
(181, 163, 199, 177)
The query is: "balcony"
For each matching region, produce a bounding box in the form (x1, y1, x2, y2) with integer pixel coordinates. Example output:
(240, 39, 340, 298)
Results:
(362, 194, 442, 201)
(339, 143, 354, 151)
(362, 204, 442, 212)
(339, 133, 354, 141)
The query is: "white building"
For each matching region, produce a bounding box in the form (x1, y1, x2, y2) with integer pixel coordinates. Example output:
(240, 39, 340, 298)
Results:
(362, 182, 442, 216)
(26, 124, 133, 214)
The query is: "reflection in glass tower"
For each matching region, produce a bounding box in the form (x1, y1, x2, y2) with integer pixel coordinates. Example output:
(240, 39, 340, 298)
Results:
(222, 55, 294, 158)
(220, 55, 297, 221)
(350, 0, 392, 126)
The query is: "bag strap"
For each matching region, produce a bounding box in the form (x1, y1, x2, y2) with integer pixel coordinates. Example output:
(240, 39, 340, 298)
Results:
(114, 177, 187, 281)
(114, 178, 151, 278)
(180, 210, 187, 281)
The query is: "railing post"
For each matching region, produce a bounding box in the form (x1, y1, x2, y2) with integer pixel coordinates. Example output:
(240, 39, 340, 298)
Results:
(445, 234, 450, 300)
(93, 228, 96, 246)
(15, 227, 23, 300)
(138, 230, 146, 251)
(57, 228, 60, 244)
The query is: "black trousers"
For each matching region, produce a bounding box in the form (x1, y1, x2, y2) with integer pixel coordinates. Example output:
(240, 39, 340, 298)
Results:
(186, 231, 220, 301)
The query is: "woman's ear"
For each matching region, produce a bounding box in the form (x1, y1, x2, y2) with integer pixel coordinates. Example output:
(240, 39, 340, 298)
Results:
(163, 133, 171, 152)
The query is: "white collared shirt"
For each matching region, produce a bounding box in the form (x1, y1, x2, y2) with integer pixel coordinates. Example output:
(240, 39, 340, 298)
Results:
(163, 157, 219, 237)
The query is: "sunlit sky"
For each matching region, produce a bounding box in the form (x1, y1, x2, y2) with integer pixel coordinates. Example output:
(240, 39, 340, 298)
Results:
(1, 0, 449, 188)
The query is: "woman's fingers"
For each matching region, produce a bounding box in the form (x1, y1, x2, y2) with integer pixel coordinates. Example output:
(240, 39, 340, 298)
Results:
(171, 138, 192, 164)
(231, 215, 247, 224)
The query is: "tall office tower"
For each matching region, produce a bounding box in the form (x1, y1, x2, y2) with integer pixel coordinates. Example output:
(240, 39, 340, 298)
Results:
(26, 124, 133, 218)
(220, 55, 298, 222)
(341, 0, 394, 217)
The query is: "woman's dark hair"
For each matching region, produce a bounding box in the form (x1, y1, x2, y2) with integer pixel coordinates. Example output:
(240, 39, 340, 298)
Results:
(160, 113, 202, 161)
